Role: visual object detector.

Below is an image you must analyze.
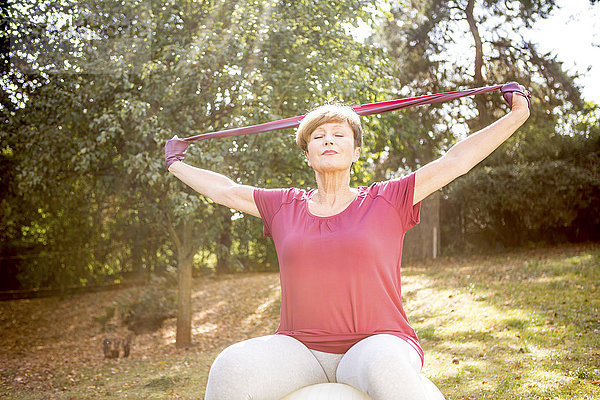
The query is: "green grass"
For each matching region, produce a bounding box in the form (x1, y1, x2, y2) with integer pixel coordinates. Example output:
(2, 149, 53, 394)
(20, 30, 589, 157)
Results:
(1, 243, 598, 399)
(406, 244, 600, 400)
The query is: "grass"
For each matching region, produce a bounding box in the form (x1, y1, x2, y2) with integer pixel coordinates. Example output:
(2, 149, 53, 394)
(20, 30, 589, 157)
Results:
(1, 243, 599, 399)
(407, 245, 600, 400)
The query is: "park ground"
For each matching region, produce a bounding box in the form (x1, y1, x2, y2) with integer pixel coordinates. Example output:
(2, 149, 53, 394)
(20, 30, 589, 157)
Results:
(0, 243, 599, 399)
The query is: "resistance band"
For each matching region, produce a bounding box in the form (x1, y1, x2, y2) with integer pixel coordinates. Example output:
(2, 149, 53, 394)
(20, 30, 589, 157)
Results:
(180, 82, 529, 142)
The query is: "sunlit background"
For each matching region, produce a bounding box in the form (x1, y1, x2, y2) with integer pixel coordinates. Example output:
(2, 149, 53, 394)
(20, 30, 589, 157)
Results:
(1, 1, 599, 399)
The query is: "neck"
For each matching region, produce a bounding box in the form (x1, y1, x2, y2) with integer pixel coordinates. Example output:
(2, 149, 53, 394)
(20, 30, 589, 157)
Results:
(313, 170, 355, 205)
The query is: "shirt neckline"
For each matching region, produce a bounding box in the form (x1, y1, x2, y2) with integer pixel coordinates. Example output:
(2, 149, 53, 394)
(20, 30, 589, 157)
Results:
(304, 186, 366, 219)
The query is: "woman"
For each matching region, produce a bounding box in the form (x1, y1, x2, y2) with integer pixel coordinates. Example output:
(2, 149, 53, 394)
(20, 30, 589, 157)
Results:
(165, 85, 530, 399)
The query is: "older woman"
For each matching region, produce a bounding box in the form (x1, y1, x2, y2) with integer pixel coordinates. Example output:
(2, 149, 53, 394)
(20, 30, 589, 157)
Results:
(165, 85, 530, 399)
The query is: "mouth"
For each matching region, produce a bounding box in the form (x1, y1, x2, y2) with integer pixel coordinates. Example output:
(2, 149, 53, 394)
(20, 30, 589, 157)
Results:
(322, 150, 338, 155)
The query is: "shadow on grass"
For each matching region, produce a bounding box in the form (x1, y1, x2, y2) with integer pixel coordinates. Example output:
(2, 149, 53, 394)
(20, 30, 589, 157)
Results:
(403, 244, 600, 400)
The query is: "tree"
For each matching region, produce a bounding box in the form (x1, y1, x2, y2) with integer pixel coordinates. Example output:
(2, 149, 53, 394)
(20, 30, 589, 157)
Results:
(369, 0, 583, 175)
(142, 0, 391, 346)
(3, 0, 391, 347)
(441, 105, 600, 248)
(370, 0, 595, 251)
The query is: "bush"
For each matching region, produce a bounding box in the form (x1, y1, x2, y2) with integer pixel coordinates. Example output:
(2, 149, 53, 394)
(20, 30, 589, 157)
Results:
(116, 276, 176, 335)
(441, 139, 600, 251)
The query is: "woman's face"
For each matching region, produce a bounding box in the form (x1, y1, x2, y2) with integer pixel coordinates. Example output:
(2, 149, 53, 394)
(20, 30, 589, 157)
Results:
(304, 122, 361, 174)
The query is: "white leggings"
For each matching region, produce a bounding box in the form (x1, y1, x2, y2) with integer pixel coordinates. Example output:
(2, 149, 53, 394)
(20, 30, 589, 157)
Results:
(205, 334, 444, 400)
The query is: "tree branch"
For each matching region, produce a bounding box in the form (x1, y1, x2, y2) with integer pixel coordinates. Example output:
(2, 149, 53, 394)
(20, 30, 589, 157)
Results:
(465, 0, 484, 85)
(464, 0, 491, 128)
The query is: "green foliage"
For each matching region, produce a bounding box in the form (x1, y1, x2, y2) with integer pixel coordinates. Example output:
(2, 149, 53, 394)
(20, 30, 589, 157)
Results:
(371, 0, 600, 253)
(116, 277, 176, 335)
(93, 306, 116, 333)
(574, 366, 600, 381)
(370, 0, 582, 176)
(3, 0, 392, 285)
(2, 0, 597, 289)
(441, 108, 600, 250)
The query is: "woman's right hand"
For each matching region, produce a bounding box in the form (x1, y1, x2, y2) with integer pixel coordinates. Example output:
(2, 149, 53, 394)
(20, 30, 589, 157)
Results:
(165, 135, 189, 171)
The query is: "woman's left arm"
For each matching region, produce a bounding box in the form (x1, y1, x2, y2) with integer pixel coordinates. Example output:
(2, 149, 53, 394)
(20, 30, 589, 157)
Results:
(413, 86, 530, 206)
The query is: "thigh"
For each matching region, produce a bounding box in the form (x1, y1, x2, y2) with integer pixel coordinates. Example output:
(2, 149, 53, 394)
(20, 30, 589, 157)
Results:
(336, 334, 427, 400)
(205, 335, 328, 400)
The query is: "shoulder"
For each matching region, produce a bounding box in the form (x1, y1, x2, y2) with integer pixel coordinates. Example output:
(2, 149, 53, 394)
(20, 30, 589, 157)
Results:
(366, 174, 415, 198)
(253, 186, 308, 205)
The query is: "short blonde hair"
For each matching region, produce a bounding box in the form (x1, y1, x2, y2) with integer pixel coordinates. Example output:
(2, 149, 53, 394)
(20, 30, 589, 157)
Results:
(295, 103, 363, 152)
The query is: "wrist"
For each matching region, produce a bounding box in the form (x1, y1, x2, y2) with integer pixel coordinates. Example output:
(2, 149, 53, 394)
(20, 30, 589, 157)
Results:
(509, 107, 530, 125)
(168, 160, 183, 173)
(512, 105, 530, 118)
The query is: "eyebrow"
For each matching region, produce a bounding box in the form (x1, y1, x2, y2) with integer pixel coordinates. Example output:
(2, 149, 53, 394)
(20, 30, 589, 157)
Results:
(312, 124, 348, 134)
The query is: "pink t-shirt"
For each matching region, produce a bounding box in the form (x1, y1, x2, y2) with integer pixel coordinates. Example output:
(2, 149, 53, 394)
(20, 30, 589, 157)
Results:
(253, 173, 423, 363)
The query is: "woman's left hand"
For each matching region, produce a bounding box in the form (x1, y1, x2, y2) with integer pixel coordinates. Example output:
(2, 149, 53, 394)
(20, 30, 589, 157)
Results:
(501, 82, 531, 117)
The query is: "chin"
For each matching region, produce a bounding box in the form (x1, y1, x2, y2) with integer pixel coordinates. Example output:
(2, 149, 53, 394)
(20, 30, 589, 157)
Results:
(313, 163, 352, 174)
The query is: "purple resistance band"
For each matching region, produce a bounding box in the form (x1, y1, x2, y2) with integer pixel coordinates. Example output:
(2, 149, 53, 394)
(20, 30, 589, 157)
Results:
(180, 82, 529, 142)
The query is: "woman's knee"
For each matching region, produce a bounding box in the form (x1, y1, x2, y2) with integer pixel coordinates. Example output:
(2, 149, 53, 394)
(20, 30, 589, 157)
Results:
(338, 334, 421, 375)
(336, 335, 426, 400)
(353, 346, 419, 387)
(205, 340, 256, 399)
(205, 335, 328, 400)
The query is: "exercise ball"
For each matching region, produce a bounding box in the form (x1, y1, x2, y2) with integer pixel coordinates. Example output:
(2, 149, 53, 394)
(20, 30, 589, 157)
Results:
(281, 383, 370, 400)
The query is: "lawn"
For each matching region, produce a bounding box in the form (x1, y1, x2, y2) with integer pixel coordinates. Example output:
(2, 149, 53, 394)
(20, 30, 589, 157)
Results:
(1, 243, 598, 399)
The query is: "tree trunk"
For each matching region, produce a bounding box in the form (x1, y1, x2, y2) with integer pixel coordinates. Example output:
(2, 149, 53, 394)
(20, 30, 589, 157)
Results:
(215, 207, 233, 275)
(176, 220, 194, 348)
(165, 213, 195, 349)
(465, 0, 491, 129)
(176, 239, 193, 348)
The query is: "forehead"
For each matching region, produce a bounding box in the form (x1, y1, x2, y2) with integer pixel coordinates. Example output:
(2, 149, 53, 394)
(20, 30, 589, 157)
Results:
(312, 121, 351, 134)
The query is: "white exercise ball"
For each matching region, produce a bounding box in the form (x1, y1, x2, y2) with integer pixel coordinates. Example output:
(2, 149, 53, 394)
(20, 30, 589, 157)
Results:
(281, 383, 370, 400)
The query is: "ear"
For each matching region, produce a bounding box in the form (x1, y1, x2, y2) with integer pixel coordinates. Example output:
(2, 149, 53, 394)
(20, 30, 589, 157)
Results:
(304, 150, 311, 166)
(353, 147, 361, 162)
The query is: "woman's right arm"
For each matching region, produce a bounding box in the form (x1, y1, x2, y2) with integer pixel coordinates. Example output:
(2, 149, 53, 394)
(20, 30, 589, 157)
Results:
(164, 135, 261, 221)
(168, 161, 260, 218)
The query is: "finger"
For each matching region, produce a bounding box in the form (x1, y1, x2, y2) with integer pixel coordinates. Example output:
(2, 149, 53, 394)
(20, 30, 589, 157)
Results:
(518, 85, 531, 98)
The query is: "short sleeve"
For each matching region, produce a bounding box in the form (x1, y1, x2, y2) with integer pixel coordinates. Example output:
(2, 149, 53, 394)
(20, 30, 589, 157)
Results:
(253, 188, 292, 237)
(372, 173, 421, 231)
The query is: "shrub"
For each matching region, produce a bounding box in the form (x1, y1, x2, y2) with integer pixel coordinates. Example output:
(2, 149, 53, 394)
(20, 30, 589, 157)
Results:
(116, 276, 176, 335)
(441, 137, 600, 251)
